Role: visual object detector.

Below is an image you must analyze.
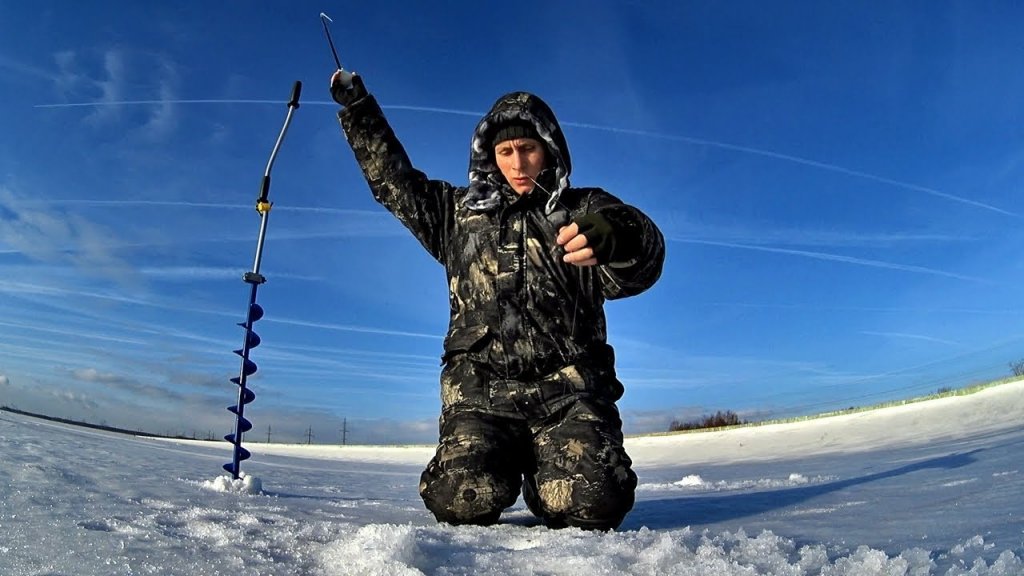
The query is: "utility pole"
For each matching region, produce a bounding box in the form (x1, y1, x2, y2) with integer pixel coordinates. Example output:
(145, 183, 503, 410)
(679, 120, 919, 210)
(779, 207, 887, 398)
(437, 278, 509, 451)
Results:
(340, 418, 348, 446)
(266, 424, 272, 444)
(306, 426, 314, 445)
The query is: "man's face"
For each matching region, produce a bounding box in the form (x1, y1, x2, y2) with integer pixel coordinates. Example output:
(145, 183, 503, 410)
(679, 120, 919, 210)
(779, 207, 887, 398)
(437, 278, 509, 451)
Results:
(494, 137, 546, 195)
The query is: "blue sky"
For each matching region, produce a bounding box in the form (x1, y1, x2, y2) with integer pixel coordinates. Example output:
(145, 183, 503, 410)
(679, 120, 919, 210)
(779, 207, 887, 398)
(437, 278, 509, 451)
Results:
(1, 1, 1022, 444)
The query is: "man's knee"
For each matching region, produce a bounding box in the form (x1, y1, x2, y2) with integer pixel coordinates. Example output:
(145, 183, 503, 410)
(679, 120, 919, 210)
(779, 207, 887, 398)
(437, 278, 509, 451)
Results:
(528, 467, 637, 530)
(420, 465, 519, 525)
(419, 410, 526, 525)
(529, 398, 638, 530)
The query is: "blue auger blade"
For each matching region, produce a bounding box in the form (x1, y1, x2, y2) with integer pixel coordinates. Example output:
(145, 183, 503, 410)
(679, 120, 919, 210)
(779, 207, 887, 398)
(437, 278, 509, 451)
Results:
(221, 446, 252, 474)
(227, 392, 256, 408)
(235, 357, 258, 376)
(233, 333, 261, 354)
(230, 375, 258, 387)
(227, 389, 256, 407)
(245, 330, 262, 348)
(225, 410, 254, 429)
(249, 303, 265, 322)
(226, 391, 256, 409)
(224, 433, 253, 451)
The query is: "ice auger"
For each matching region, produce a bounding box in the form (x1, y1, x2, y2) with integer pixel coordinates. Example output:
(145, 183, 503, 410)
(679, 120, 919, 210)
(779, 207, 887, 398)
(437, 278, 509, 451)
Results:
(224, 81, 302, 479)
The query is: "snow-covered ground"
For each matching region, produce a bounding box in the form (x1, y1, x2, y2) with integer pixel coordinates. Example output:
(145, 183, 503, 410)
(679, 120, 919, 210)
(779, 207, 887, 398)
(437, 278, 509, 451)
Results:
(2, 381, 1023, 575)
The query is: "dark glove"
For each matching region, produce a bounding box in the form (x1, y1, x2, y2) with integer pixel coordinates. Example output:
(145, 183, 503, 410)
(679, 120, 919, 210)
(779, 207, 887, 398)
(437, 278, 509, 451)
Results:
(330, 71, 369, 108)
(573, 208, 642, 265)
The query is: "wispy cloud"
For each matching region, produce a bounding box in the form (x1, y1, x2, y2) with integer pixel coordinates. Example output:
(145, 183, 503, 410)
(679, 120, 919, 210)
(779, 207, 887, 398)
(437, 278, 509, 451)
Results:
(68, 367, 189, 403)
(80, 50, 126, 126)
(48, 49, 180, 141)
(696, 302, 1024, 316)
(266, 317, 442, 340)
(0, 187, 135, 284)
(139, 57, 178, 140)
(0, 319, 147, 347)
(0, 277, 150, 307)
(615, 349, 848, 391)
(671, 237, 987, 282)
(659, 215, 974, 249)
(48, 388, 102, 411)
(0, 275, 440, 348)
(0, 54, 62, 83)
(12, 200, 403, 241)
(265, 341, 437, 364)
(860, 331, 960, 347)
(54, 50, 83, 94)
(0, 374, 228, 437)
(71, 367, 137, 386)
(812, 335, 1024, 393)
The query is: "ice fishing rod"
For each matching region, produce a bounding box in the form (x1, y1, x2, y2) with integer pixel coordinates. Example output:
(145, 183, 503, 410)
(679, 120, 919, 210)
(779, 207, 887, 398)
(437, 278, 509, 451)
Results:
(224, 80, 302, 480)
(320, 13, 342, 69)
(320, 13, 355, 87)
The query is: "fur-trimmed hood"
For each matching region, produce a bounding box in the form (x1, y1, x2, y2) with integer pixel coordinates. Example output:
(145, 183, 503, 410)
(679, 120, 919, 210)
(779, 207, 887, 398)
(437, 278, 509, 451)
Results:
(463, 92, 572, 214)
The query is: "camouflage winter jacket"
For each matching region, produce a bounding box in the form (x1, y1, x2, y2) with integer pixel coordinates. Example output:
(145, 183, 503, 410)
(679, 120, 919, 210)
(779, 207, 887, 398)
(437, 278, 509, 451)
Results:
(338, 91, 665, 388)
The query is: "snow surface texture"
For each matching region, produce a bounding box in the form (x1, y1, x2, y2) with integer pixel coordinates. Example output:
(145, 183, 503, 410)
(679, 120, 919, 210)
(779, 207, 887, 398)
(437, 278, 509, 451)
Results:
(1, 381, 1022, 575)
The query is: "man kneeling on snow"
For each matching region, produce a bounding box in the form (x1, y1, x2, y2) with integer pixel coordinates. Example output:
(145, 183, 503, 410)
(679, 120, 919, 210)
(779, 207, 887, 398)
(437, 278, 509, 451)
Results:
(330, 70, 665, 530)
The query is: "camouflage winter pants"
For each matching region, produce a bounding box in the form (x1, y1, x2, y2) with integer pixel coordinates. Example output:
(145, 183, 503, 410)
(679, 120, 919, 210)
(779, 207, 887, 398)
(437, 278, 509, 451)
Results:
(419, 359, 637, 530)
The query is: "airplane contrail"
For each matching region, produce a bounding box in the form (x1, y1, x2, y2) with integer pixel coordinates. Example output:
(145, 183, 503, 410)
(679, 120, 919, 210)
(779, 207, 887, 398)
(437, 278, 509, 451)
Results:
(859, 331, 960, 347)
(34, 99, 283, 108)
(561, 121, 1016, 217)
(673, 237, 988, 282)
(21, 198, 378, 216)
(33, 98, 1017, 217)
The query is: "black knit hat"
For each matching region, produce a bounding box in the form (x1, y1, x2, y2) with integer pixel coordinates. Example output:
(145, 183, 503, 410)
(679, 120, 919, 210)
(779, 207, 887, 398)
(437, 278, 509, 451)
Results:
(490, 120, 541, 148)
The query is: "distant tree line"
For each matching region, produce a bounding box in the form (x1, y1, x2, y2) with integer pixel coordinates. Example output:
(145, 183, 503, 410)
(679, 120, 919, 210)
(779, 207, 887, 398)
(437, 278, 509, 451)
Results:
(1, 406, 350, 445)
(0, 405, 213, 441)
(0, 405, 176, 436)
(669, 410, 747, 432)
(1011, 359, 1024, 377)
